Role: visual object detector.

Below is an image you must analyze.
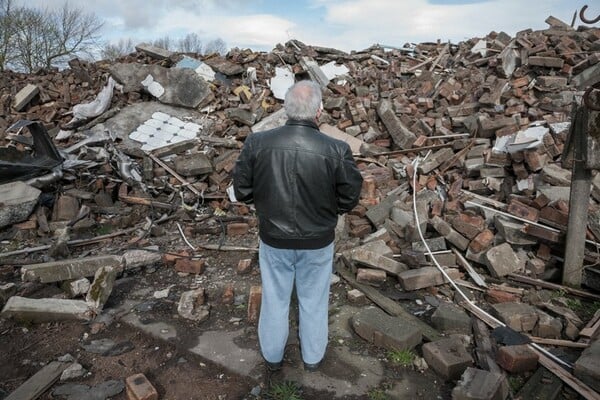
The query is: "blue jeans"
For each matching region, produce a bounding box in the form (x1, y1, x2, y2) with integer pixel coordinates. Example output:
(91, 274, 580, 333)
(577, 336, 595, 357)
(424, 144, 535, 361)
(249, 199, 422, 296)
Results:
(258, 240, 334, 365)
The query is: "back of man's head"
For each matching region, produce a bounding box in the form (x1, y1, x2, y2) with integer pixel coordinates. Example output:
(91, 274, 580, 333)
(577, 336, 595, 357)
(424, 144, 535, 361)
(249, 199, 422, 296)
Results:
(284, 80, 322, 121)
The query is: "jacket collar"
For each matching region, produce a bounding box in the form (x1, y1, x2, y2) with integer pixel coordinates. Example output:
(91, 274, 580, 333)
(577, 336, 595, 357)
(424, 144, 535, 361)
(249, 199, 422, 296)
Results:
(285, 119, 319, 130)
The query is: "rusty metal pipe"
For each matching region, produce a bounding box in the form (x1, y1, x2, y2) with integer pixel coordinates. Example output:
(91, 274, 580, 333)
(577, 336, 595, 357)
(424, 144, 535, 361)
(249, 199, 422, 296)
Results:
(580, 5, 600, 24)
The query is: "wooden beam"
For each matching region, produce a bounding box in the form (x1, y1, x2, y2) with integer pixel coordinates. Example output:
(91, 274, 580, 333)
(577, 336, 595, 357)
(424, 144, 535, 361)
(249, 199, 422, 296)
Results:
(507, 273, 600, 301)
(5, 361, 71, 400)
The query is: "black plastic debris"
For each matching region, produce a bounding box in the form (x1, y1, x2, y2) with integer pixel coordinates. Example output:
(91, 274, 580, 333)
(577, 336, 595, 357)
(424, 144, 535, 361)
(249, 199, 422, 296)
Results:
(0, 120, 63, 183)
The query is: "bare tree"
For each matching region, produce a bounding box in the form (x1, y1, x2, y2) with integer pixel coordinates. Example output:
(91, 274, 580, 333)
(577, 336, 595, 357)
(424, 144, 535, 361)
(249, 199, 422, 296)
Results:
(0, 0, 16, 71)
(177, 32, 203, 54)
(204, 38, 227, 55)
(11, 6, 49, 72)
(152, 35, 172, 50)
(100, 37, 135, 60)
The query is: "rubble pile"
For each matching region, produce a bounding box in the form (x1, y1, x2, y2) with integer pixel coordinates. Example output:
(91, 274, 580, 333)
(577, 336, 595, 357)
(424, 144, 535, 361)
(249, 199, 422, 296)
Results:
(1, 14, 600, 400)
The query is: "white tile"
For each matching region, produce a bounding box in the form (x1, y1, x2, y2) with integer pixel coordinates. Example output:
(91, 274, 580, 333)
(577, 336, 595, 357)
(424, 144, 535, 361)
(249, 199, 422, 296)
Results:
(184, 122, 202, 132)
(152, 112, 171, 121)
(168, 116, 185, 128)
(178, 129, 197, 139)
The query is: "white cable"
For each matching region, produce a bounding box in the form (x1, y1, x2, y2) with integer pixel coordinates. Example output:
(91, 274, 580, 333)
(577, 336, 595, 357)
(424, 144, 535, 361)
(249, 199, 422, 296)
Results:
(411, 156, 572, 369)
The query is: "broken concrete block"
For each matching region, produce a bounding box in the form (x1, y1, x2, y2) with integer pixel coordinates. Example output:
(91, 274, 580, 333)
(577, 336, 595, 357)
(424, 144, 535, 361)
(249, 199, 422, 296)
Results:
(135, 42, 173, 59)
(412, 236, 447, 252)
(52, 194, 79, 221)
(377, 99, 416, 149)
(60, 362, 86, 381)
(320, 123, 365, 154)
(1, 296, 92, 322)
(571, 62, 600, 90)
(417, 148, 454, 174)
(177, 288, 210, 322)
(0, 181, 41, 229)
(22, 255, 122, 283)
(398, 267, 461, 291)
(203, 56, 245, 76)
(13, 83, 40, 111)
(496, 345, 538, 373)
(491, 302, 538, 332)
(61, 278, 91, 298)
(451, 367, 509, 400)
(346, 239, 394, 260)
(573, 340, 600, 393)
(431, 302, 472, 334)
(541, 163, 571, 186)
(430, 216, 469, 251)
(423, 337, 473, 380)
(86, 266, 118, 311)
(494, 216, 536, 245)
(110, 63, 214, 108)
(367, 192, 402, 227)
(484, 243, 520, 278)
(299, 56, 329, 87)
(356, 268, 387, 286)
(125, 372, 159, 400)
(533, 310, 562, 339)
(352, 248, 407, 277)
(174, 152, 213, 176)
(122, 249, 162, 269)
(351, 307, 422, 351)
(225, 107, 256, 126)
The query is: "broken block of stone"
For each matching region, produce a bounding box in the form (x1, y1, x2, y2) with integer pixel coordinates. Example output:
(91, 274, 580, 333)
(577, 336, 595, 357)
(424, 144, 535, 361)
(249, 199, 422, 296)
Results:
(431, 302, 472, 334)
(347, 289, 367, 305)
(61, 278, 91, 298)
(126, 372, 159, 400)
(86, 266, 118, 311)
(0, 283, 17, 306)
(13, 83, 40, 111)
(60, 362, 87, 381)
(122, 249, 162, 270)
(346, 239, 394, 259)
(174, 152, 213, 176)
(135, 42, 172, 59)
(1, 296, 92, 322)
(494, 216, 536, 245)
(0, 181, 41, 229)
(352, 248, 407, 277)
(484, 243, 520, 278)
(430, 216, 469, 251)
(423, 337, 473, 380)
(451, 367, 509, 400)
(356, 268, 387, 286)
(412, 236, 447, 252)
(351, 307, 422, 351)
(398, 267, 461, 291)
(22, 255, 122, 283)
(491, 302, 538, 332)
(377, 99, 416, 149)
(177, 288, 210, 322)
(533, 310, 562, 339)
(573, 340, 600, 393)
(496, 344, 538, 373)
(367, 192, 403, 227)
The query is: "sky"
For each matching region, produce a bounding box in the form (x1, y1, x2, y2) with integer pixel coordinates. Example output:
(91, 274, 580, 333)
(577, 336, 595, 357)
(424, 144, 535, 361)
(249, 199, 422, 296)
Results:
(21, 0, 595, 53)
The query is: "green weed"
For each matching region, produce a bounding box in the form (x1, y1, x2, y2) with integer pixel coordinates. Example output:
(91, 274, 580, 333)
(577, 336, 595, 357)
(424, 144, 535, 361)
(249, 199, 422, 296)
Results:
(265, 381, 302, 400)
(387, 348, 415, 367)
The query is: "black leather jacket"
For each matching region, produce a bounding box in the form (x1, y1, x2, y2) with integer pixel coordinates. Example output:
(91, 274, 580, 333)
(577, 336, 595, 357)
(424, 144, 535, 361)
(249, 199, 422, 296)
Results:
(233, 119, 363, 249)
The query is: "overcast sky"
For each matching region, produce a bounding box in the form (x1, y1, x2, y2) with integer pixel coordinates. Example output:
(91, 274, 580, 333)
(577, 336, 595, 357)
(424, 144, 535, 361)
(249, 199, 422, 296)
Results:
(22, 0, 594, 52)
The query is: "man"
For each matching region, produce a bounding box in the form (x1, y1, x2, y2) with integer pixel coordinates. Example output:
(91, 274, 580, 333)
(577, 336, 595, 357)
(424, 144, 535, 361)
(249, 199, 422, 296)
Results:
(233, 80, 363, 372)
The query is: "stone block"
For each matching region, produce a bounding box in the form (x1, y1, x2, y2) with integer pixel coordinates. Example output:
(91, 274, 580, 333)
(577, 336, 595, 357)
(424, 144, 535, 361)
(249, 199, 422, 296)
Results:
(123, 249, 162, 269)
(398, 267, 461, 291)
(352, 248, 407, 277)
(86, 266, 118, 311)
(347, 289, 367, 305)
(247, 285, 261, 323)
(173, 152, 213, 176)
(178, 288, 210, 322)
(134, 42, 173, 59)
(533, 310, 562, 339)
(61, 278, 91, 298)
(174, 258, 205, 274)
(423, 337, 473, 380)
(491, 302, 538, 332)
(351, 307, 422, 351)
(431, 302, 472, 334)
(412, 236, 447, 252)
(469, 229, 494, 253)
(430, 216, 469, 251)
(22, 255, 123, 283)
(366, 192, 402, 227)
(13, 83, 40, 111)
(528, 56, 564, 68)
(484, 243, 520, 278)
(451, 213, 485, 240)
(227, 222, 249, 236)
(573, 340, 600, 393)
(1, 296, 92, 322)
(356, 268, 387, 286)
(494, 216, 536, 245)
(236, 259, 253, 275)
(125, 373, 158, 400)
(541, 164, 571, 186)
(452, 367, 509, 400)
(0, 181, 41, 229)
(377, 99, 416, 149)
(496, 345, 538, 372)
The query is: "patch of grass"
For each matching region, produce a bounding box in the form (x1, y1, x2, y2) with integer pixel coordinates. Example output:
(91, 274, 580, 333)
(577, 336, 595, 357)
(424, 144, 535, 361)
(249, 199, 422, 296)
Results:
(265, 381, 302, 400)
(368, 388, 389, 400)
(387, 348, 415, 367)
(565, 298, 600, 321)
(508, 374, 526, 392)
(95, 224, 113, 235)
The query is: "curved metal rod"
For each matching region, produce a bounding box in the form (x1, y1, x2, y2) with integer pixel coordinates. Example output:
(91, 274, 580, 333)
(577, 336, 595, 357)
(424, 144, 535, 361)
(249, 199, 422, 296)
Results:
(580, 5, 600, 24)
(583, 86, 600, 111)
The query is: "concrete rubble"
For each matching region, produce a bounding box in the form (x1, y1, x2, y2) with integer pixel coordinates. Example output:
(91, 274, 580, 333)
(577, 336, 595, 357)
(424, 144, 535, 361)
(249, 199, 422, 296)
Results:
(0, 11, 599, 400)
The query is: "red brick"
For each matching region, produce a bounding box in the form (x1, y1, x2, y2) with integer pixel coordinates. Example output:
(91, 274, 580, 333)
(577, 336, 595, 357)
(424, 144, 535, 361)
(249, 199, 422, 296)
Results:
(227, 222, 249, 236)
(175, 258, 205, 274)
(537, 243, 552, 260)
(356, 268, 387, 287)
(361, 175, 377, 200)
(349, 205, 367, 217)
(485, 289, 520, 304)
(236, 258, 253, 275)
(247, 285, 262, 323)
(222, 283, 234, 305)
(531, 193, 550, 209)
(539, 206, 568, 227)
(469, 229, 494, 253)
(162, 250, 190, 266)
(496, 345, 539, 373)
(451, 212, 485, 240)
(126, 373, 158, 400)
(507, 200, 539, 222)
(350, 224, 372, 238)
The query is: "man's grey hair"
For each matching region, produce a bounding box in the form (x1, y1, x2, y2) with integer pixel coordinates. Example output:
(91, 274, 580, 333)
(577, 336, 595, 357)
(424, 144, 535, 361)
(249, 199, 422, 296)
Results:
(284, 80, 323, 120)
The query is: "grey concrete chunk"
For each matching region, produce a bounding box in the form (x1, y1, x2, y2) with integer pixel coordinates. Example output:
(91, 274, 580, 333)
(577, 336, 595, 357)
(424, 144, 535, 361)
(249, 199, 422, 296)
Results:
(174, 152, 213, 176)
(22, 255, 123, 283)
(431, 302, 472, 334)
(494, 216, 537, 245)
(345, 239, 394, 260)
(412, 236, 447, 252)
(134, 42, 173, 59)
(417, 148, 454, 174)
(225, 107, 256, 126)
(203, 57, 245, 76)
(177, 288, 210, 322)
(367, 192, 403, 227)
(398, 267, 461, 291)
(377, 99, 416, 149)
(452, 367, 509, 400)
(122, 249, 162, 269)
(13, 83, 40, 111)
(61, 278, 91, 298)
(423, 337, 473, 380)
(110, 63, 214, 108)
(86, 266, 118, 311)
(0, 181, 41, 229)
(572, 62, 600, 90)
(352, 248, 407, 277)
(574, 340, 600, 393)
(430, 216, 469, 251)
(351, 307, 422, 351)
(484, 243, 520, 278)
(491, 302, 538, 332)
(541, 163, 571, 186)
(1, 296, 92, 322)
(533, 310, 562, 339)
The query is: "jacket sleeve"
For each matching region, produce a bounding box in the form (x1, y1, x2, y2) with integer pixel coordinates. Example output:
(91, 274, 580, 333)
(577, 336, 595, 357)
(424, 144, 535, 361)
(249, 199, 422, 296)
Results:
(335, 144, 363, 214)
(232, 135, 255, 204)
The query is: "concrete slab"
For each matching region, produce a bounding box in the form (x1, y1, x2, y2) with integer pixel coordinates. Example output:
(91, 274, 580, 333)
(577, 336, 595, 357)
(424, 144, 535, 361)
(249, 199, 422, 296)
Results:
(351, 307, 422, 351)
(431, 302, 472, 334)
(423, 337, 474, 381)
(491, 302, 538, 332)
(1, 296, 93, 322)
(21, 255, 123, 283)
(0, 181, 41, 229)
(13, 83, 40, 111)
(574, 340, 600, 392)
(452, 367, 509, 400)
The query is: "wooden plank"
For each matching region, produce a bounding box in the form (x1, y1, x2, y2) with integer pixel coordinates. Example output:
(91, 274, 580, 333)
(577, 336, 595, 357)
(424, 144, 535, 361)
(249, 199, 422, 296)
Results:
(507, 273, 600, 301)
(452, 248, 487, 288)
(528, 336, 589, 349)
(5, 361, 70, 400)
(516, 367, 562, 400)
(337, 257, 442, 342)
